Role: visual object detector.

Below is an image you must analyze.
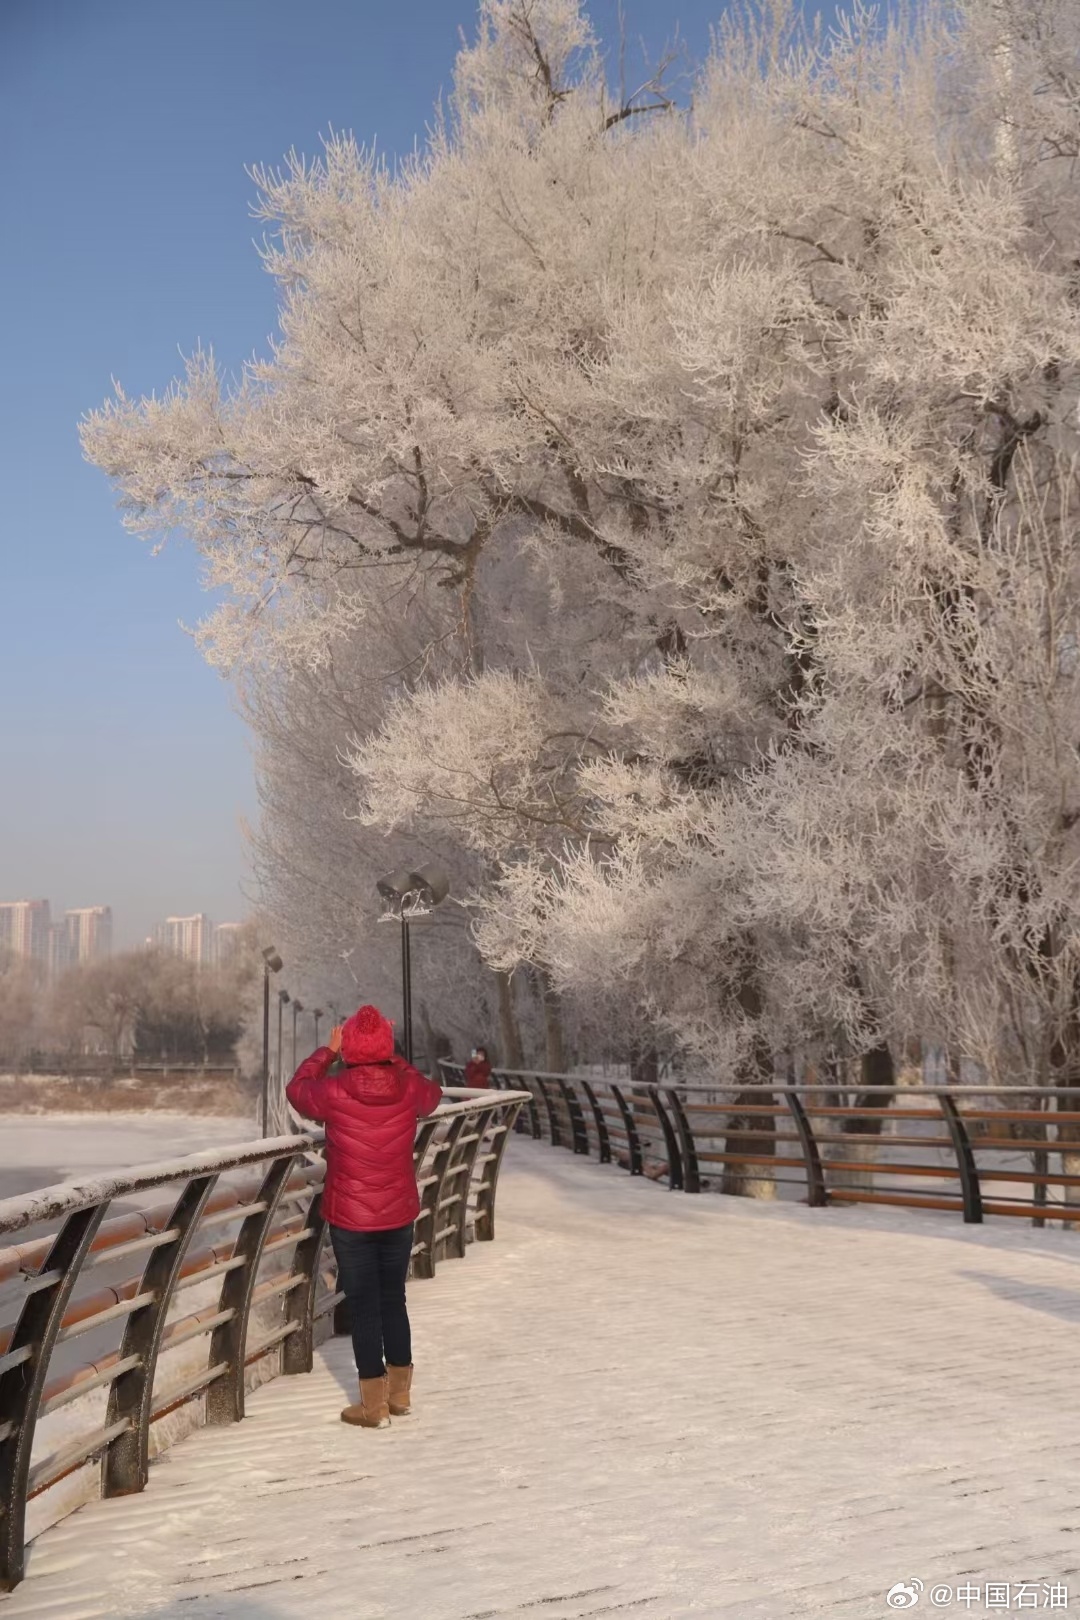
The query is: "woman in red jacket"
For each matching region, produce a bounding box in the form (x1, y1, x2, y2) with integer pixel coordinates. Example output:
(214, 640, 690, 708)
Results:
(286, 1004, 442, 1429)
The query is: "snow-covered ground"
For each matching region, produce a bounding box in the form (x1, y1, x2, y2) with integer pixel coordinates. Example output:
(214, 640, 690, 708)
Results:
(8, 1135, 1080, 1619)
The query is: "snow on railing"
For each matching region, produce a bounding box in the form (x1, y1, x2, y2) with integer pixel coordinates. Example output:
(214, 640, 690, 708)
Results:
(0, 1086, 528, 1593)
(443, 1064, 1080, 1229)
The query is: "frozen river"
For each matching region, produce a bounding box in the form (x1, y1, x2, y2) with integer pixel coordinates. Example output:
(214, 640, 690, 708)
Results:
(0, 1112, 257, 1206)
(0, 1111, 266, 1387)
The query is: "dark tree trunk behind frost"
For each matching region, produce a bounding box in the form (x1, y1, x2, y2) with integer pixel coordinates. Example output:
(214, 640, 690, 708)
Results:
(495, 969, 524, 1071)
(630, 1042, 662, 1176)
(827, 1041, 897, 1192)
(841, 1041, 896, 1136)
(419, 1002, 452, 1081)
(538, 968, 566, 1074)
(1049, 974, 1080, 1227)
(722, 966, 777, 1198)
(629, 1044, 658, 1088)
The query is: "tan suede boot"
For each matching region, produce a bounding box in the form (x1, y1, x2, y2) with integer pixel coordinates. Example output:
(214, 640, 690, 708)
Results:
(340, 1374, 390, 1428)
(387, 1363, 413, 1416)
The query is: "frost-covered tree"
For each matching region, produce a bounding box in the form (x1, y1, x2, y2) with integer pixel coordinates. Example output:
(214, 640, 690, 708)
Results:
(84, 0, 1080, 1108)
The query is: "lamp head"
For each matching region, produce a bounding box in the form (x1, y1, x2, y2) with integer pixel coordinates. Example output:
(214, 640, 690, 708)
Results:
(411, 863, 450, 907)
(377, 863, 450, 919)
(376, 869, 414, 901)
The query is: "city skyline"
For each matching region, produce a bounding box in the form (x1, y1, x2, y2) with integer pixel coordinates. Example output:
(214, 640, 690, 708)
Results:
(0, 899, 113, 976)
(152, 914, 244, 968)
(1, 897, 245, 970)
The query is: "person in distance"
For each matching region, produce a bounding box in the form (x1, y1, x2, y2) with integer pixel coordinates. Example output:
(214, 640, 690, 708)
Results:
(464, 1044, 493, 1088)
(286, 1004, 441, 1429)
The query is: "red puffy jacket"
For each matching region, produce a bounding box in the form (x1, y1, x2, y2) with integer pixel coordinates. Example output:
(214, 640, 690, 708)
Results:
(286, 1005, 442, 1231)
(464, 1057, 493, 1089)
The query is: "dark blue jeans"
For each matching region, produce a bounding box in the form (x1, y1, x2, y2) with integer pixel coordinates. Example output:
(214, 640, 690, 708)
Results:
(329, 1222, 414, 1381)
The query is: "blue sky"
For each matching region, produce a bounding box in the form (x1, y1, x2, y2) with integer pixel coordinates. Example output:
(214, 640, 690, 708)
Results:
(0, 0, 829, 947)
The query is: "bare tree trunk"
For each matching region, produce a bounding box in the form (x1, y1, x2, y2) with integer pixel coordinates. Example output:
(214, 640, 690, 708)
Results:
(539, 969, 566, 1074)
(721, 1060, 777, 1196)
(843, 1040, 896, 1133)
(630, 1042, 663, 1176)
(819, 1046, 844, 1112)
(629, 1044, 658, 1087)
(722, 965, 776, 1199)
(824, 959, 897, 1190)
(896, 1034, 922, 1089)
(828, 1040, 896, 1191)
(418, 1001, 447, 1079)
(1029, 1090, 1049, 1229)
(495, 969, 524, 1070)
(1050, 972, 1080, 1228)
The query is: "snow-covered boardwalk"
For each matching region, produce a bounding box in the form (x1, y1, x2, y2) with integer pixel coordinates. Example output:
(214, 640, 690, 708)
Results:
(7, 1138, 1080, 1620)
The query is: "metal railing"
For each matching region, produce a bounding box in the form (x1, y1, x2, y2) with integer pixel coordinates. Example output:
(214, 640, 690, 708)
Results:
(0, 1087, 526, 1592)
(443, 1065, 1080, 1229)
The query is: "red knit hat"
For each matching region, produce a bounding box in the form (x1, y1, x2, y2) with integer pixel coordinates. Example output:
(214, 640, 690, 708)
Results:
(339, 1003, 395, 1065)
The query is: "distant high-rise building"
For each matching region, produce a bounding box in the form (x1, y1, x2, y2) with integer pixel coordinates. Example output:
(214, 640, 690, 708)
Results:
(0, 900, 51, 964)
(63, 906, 113, 965)
(213, 922, 244, 968)
(48, 923, 70, 977)
(157, 914, 214, 965)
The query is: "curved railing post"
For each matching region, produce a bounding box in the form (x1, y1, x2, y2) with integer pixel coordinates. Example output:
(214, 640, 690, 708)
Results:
(205, 1153, 296, 1426)
(281, 1188, 329, 1377)
(558, 1077, 590, 1156)
(609, 1083, 643, 1176)
(580, 1079, 612, 1164)
(784, 1090, 828, 1207)
(103, 1172, 219, 1496)
(413, 1113, 467, 1279)
(938, 1093, 983, 1224)
(505, 1075, 531, 1140)
(414, 1117, 440, 1164)
(443, 1114, 489, 1260)
(499, 1071, 530, 1132)
(664, 1088, 701, 1194)
(472, 1099, 524, 1242)
(535, 1076, 563, 1147)
(406, 1117, 442, 1285)
(0, 1200, 107, 1592)
(496, 1070, 541, 1138)
(525, 1080, 542, 1139)
(648, 1086, 684, 1190)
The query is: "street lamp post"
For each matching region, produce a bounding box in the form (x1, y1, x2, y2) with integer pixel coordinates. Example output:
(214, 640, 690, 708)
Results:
(276, 990, 290, 1104)
(376, 864, 450, 1066)
(312, 1008, 323, 1047)
(260, 947, 283, 1137)
(291, 1000, 304, 1073)
(401, 916, 412, 1061)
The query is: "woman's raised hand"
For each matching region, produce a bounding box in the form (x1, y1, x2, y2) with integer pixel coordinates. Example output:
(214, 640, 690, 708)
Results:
(328, 1024, 344, 1055)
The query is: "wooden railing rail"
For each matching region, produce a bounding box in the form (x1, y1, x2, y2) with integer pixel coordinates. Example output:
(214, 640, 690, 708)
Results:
(442, 1065, 1080, 1231)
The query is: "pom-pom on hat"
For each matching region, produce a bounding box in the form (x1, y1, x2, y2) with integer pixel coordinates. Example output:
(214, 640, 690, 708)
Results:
(340, 1004, 395, 1065)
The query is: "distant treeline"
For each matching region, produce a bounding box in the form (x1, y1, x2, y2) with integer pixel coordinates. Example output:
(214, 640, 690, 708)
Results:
(0, 924, 260, 1072)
